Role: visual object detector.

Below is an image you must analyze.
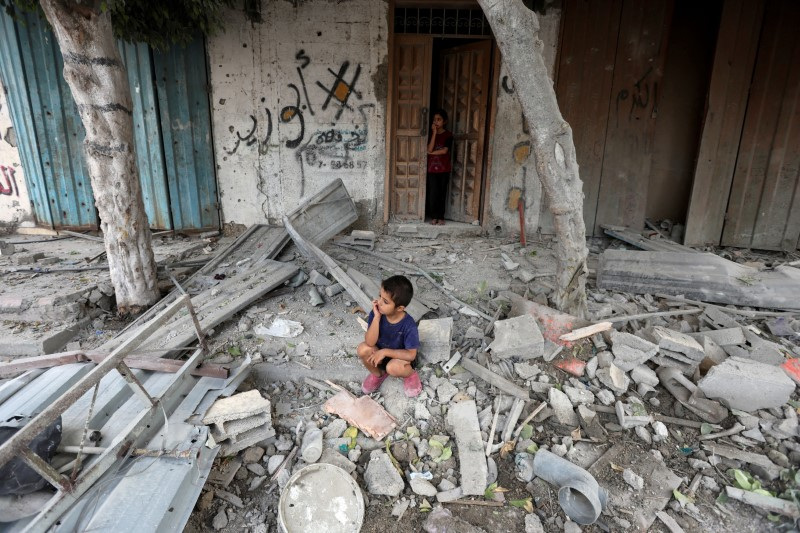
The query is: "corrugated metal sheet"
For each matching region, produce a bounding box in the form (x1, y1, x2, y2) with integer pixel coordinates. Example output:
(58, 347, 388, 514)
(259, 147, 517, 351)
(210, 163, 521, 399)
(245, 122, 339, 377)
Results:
(722, 0, 800, 251)
(119, 42, 173, 230)
(0, 10, 97, 228)
(0, 12, 53, 227)
(0, 12, 219, 231)
(0, 357, 251, 532)
(153, 38, 219, 230)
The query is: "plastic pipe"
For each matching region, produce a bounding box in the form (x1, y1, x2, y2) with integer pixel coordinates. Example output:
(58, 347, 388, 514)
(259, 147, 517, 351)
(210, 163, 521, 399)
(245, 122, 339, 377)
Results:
(532, 449, 608, 525)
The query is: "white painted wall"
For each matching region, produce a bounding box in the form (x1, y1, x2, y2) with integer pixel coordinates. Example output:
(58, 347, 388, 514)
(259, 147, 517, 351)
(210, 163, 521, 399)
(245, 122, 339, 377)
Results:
(208, 0, 389, 226)
(487, 6, 562, 236)
(0, 86, 34, 230)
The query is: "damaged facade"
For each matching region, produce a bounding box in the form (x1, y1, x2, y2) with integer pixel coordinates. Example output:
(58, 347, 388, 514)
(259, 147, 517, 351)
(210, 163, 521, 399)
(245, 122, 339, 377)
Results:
(2, 0, 795, 249)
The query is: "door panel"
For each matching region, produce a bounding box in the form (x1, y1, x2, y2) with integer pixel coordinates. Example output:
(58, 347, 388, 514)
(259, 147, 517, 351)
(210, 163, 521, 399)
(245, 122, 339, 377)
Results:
(439, 40, 491, 223)
(391, 35, 431, 220)
(721, 0, 800, 250)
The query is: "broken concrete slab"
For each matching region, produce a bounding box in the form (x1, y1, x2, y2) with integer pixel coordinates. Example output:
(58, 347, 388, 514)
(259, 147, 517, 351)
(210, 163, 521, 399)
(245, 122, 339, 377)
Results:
(697, 357, 795, 411)
(219, 425, 276, 456)
(597, 250, 800, 310)
(446, 400, 489, 496)
(460, 358, 530, 400)
(648, 326, 704, 361)
(211, 412, 272, 443)
(549, 387, 578, 426)
(689, 327, 745, 347)
(596, 363, 630, 394)
(505, 291, 588, 346)
(323, 389, 398, 441)
(589, 442, 681, 531)
(418, 317, 453, 365)
(365, 451, 404, 496)
(487, 314, 544, 359)
(203, 390, 271, 426)
(612, 343, 655, 372)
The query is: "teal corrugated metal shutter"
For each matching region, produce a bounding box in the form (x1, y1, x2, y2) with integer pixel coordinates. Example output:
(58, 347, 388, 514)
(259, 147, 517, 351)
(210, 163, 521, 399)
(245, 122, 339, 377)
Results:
(119, 42, 172, 230)
(1, 10, 96, 228)
(0, 10, 53, 227)
(153, 38, 219, 230)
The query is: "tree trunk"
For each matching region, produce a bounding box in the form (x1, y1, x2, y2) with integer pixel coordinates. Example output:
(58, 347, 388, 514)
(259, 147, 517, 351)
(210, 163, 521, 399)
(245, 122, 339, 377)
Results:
(40, 0, 159, 314)
(478, 0, 588, 318)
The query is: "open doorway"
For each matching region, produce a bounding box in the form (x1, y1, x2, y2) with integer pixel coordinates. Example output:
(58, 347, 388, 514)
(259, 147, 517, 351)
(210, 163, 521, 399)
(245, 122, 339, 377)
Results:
(388, 7, 495, 225)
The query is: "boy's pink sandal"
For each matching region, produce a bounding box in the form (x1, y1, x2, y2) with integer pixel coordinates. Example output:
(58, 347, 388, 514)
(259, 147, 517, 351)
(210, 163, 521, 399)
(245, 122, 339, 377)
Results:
(362, 373, 388, 394)
(403, 371, 422, 397)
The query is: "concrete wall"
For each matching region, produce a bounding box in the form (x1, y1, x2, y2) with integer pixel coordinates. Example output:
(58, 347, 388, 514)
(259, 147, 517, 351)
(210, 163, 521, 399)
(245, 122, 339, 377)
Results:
(0, 87, 33, 231)
(208, 0, 389, 227)
(486, 5, 562, 237)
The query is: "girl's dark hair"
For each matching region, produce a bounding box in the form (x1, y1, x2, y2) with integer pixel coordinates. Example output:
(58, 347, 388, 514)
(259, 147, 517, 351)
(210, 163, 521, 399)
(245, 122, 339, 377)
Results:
(432, 108, 448, 122)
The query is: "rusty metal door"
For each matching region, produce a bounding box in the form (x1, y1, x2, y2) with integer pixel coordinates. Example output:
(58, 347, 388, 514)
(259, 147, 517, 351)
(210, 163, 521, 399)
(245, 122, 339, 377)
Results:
(390, 35, 432, 220)
(439, 40, 492, 223)
(721, 0, 800, 251)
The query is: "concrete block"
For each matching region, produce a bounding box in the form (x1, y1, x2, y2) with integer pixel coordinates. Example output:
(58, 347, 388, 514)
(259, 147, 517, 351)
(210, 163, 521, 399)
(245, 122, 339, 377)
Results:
(446, 400, 489, 496)
(418, 317, 453, 364)
(488, 314, 544, 360)
(37, 257, 60, 265)
(203, 390, 271, 425)
(212, 412, 272, 442)
(612, 344, 653, 372)
(609, 330, 658, 357)
(365, 451, 404, 496)
(219, 425, 276, 456)
(650, 354, 695, 375)
(13, 254, 35, 265)
(689, 327, 746, 347)
(596, 363, 630, 394)
(0, 240, 15, 255)
(549, 388, 579, 425)
(649, 326, 704, 360)
(630, 365, 659, 387)
(698, 357, 796, 411)
(562, 385, 595, 406)
(308, 269, 331, 286)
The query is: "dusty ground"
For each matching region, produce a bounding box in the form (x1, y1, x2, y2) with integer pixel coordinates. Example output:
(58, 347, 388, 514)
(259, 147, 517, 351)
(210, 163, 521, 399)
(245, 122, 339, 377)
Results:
(4, 227, 798, 532)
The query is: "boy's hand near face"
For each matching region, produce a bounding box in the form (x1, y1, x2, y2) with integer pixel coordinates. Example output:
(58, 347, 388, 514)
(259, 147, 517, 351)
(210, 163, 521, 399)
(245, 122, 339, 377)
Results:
(372, 298, 382, 317)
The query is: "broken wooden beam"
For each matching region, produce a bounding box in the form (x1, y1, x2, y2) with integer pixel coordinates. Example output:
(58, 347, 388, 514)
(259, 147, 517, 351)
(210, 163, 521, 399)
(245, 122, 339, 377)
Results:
(724, 486, 800, 519)
(460, 358, 530, 400)
(559, 321, 612, 342)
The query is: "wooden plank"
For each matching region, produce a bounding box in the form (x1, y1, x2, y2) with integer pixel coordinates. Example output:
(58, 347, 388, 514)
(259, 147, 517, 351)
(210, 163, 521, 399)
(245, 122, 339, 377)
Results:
(724, 486, 800, 519)
(284, 216, 372, 312)
(555, 0, 623, 236)
(722, 0, 800, 250)
(594, 0, 673, 234)
(684, 0, 765, 247)
(559, 322, 613, 342)
(460, 358, 530, 400)
(0, 351, 83, 377)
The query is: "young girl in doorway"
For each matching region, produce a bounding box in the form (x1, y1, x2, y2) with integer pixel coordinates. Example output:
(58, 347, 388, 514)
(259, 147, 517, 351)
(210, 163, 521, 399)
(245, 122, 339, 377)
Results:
(425, 109, 453, 225)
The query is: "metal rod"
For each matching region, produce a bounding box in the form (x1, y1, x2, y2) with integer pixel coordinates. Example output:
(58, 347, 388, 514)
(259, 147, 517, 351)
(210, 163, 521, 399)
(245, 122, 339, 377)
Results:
(166, 268, 207, 352)
(116, 361, 156, 406)
(20, 447, 68, 491)
(58, 445, 198, 459)
(0, 295, 190, 470)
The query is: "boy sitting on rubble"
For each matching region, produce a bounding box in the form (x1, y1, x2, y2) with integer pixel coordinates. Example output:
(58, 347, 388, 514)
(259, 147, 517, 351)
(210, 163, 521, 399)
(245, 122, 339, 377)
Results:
(357, 275, 422, 397)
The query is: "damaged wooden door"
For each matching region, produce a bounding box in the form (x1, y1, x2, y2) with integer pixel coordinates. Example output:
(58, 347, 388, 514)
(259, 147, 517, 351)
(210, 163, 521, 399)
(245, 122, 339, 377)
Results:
(439, 40, 492, 223)
(390, 35, 432, 220)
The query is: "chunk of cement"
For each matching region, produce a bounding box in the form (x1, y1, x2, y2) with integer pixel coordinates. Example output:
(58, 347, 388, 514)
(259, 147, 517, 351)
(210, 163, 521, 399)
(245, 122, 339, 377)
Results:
(549, 388, 579, 426)
(487, 314, 544, 360)
(630, 365, 659, 387)
(410, 477, 438, 497)
(203, 390, 271, 425)
(612, 344, 654, 372)
(610, 330, 658, 358)
(623, 468, 644, 490)
(365, 451, 404, 496)
(562, 385, 595, 406)
(446, 400, 489, 496)
(649, 326, 704, 360)
(418, 317, 453, 364)
(689, 327, 746, 347)
(596, 363, 630, 394)
(698, 357, 795, 411)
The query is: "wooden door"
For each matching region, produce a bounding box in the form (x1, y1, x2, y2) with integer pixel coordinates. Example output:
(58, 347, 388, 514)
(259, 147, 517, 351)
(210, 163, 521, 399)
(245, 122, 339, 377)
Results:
(721, 0, 800, 250)
(390, 35, 431, 220)
(439, 40, 492, 223)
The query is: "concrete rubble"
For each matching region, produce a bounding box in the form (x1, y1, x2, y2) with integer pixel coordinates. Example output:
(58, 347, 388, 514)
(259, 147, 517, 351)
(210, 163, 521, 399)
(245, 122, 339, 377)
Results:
(5, 210, 800, 533)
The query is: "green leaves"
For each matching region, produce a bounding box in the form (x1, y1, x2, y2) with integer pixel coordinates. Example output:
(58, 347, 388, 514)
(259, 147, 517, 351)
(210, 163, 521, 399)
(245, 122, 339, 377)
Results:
(728, 468, 776, 497)
(227, 345, 241, 356)
(672, 489, 693, 507)
(519, 424, 533, 440)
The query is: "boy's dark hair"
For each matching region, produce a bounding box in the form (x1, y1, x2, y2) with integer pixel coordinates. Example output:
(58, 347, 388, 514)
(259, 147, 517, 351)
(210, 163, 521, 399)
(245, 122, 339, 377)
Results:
(382, 275, 414, 307)
(432, 108, 448, 122)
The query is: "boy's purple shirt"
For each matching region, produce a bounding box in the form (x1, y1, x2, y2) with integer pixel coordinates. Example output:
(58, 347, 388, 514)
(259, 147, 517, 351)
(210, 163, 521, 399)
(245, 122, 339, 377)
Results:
(366, 311, 420, 351)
